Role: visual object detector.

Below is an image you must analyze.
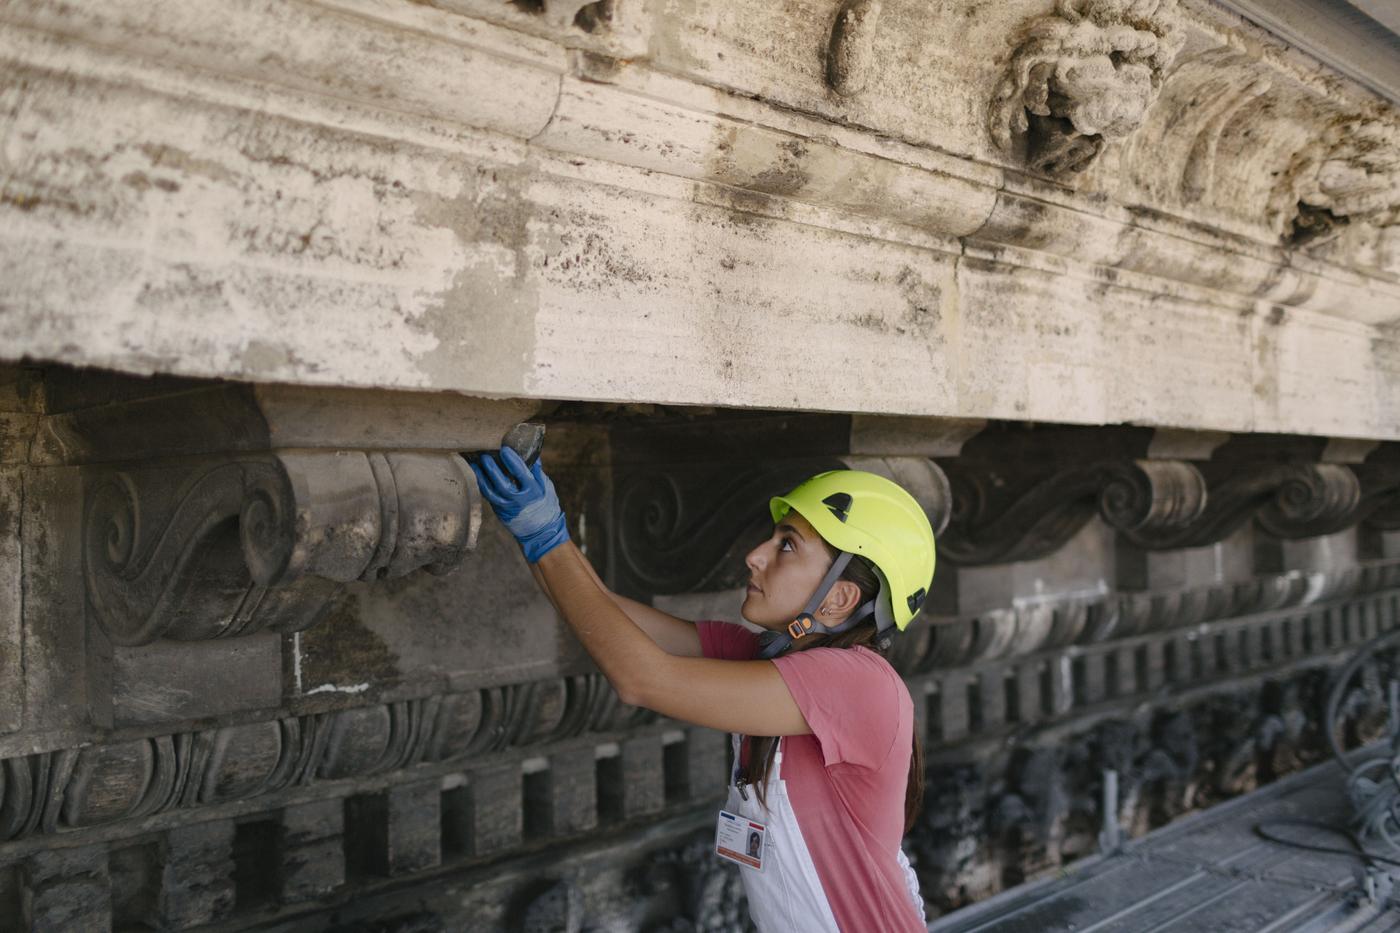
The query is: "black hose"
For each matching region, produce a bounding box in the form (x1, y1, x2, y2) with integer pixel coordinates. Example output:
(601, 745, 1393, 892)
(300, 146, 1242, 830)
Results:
(1324, 628, 1400, 774)
(1254, 818, 1400, 869)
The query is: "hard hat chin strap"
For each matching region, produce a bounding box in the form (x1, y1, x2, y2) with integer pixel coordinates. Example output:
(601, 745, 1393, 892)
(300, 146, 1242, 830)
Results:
(757, 552, 880, 660)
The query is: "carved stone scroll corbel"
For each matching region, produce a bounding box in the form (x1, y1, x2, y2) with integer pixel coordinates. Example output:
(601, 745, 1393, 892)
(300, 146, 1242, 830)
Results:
(1270, 117, 1400, 248)
(85, 451, 478, 645)
(1255, 463, 1362, 538)
(988, 0, 1184, 176)
(1100, 460, 1208, 537)
(1117, 462, 1363, 549)
(243, 451, 478, 586)
(938, 459, 1205, 565)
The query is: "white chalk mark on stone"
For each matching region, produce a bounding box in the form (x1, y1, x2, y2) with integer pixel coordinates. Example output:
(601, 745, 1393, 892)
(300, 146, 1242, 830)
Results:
(305, 682, 371, 696)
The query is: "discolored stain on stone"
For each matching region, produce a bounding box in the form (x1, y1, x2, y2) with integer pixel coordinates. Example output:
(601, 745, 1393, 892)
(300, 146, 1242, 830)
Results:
(297, 593, 402, 692)
(136, 143, 239, 185)
(407, 164, 539, 394)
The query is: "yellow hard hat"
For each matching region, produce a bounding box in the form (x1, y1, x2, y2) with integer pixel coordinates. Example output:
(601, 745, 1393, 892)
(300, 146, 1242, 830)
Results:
(770, 470, 936, 633)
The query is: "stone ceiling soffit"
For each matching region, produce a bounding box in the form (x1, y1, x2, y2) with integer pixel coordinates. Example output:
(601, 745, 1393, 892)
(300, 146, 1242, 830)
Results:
(1146, 427, 1232, 460)
(252, 385, 538, 451)
(28, 377, 536, 466)
(849, 415, 986, 457)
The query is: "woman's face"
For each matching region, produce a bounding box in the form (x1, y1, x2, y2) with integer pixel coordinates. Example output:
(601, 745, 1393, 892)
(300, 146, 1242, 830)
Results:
(741, 510, 838, 629)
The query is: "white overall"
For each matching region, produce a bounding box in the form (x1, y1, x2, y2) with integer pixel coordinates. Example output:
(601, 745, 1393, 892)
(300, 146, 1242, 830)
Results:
(725, 734, 926, 932)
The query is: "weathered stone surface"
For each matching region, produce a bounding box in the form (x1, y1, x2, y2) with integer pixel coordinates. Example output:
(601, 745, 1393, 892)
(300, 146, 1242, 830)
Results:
(22, 845, 111, 933)
(353, 780, 442, 877)
(538, 747, 598, 836)
(158, 821, 235, 928)
(20, 466, 88, 734)
(110, 636, 282, 726)
(279, 799, 346, 904)
(0, 469, 21, 735)
(614, 735, 666, 819)
(457, 763, 523, 858)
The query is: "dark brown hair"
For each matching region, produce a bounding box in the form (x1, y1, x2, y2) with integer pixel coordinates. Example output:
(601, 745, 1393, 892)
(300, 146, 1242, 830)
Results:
(743, 553, 925, 834)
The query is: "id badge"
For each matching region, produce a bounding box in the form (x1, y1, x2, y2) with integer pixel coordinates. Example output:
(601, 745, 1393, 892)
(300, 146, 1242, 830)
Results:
(715, 809, 765, 871)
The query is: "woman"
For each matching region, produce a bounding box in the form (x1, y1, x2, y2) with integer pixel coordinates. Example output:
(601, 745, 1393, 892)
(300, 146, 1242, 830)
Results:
(470, 446, 935, 932)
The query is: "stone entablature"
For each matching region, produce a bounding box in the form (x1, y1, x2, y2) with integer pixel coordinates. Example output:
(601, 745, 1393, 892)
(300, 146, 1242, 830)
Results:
(7, 364, 1400, 929)
(2, 1, 1400, 437)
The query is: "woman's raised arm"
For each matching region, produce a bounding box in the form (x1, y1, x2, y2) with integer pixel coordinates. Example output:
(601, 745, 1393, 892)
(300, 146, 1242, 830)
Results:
(470, 446, 803, 734)
(536, 541, 812, 737)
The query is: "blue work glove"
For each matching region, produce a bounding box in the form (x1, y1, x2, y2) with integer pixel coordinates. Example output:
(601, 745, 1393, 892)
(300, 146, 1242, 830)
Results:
(468, 446, 570, 563)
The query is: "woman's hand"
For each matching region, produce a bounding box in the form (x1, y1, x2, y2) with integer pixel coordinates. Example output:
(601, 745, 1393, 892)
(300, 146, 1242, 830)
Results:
(469, 447, 570, 563)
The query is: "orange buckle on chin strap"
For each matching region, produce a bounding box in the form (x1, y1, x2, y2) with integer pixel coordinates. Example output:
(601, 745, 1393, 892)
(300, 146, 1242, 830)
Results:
(787, 613, 817, 640)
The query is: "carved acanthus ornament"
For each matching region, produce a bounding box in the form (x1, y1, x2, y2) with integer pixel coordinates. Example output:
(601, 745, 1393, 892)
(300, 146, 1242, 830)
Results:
(1272, 117, 1400, 248)
(989, 0, 1184, 176)
(85, 451, 478, 645)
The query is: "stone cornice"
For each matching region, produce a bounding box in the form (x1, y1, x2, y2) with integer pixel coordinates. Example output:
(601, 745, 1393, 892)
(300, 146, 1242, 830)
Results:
(3, 1, 1400, 436)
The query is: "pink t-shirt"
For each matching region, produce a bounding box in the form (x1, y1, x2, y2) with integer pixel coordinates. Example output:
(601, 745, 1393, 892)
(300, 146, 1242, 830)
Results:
(697, 621, 923, 933)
